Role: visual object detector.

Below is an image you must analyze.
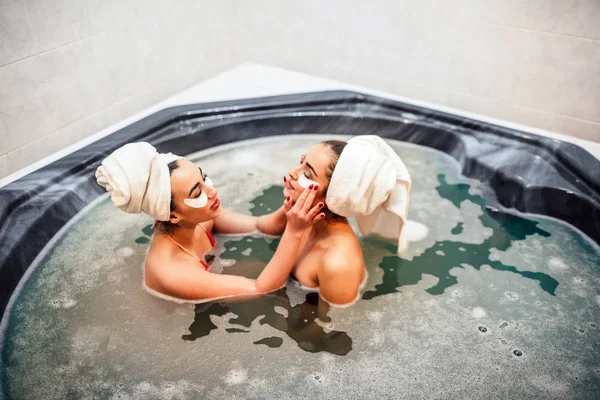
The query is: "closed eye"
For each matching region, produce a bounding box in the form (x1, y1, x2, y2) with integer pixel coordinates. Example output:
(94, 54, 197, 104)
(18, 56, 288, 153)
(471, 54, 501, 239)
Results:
(194, 166, 206, 197)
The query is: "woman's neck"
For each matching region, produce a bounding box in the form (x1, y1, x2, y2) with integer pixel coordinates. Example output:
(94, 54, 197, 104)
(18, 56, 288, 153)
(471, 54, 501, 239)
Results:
(310, 216, 348, 238)
(165, 221, 199, 247)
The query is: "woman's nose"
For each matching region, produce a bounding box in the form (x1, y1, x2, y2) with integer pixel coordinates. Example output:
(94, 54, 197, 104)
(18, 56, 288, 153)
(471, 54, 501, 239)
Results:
(207, 184, 218, 198)
(289, 166, 300, 180)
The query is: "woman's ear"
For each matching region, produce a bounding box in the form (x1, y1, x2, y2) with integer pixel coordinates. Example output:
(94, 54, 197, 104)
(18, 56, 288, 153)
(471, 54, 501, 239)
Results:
(169, 212, 181, 225)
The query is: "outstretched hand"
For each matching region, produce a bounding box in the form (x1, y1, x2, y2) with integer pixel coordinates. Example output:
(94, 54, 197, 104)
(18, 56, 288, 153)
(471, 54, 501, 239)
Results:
(284, 184, 325, 232)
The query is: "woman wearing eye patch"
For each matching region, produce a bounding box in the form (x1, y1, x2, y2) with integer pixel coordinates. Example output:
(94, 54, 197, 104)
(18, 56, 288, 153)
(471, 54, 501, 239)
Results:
(241, 140, 368, 306)
(96, 142, 325, 301)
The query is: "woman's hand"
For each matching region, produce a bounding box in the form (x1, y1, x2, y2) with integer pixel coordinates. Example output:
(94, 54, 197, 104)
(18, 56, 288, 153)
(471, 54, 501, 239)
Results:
(284, 184, 325, 233)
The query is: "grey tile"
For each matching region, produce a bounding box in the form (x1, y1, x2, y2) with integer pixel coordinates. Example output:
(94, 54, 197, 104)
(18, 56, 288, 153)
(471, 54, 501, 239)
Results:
(431, 19, 600, 122)
(0, 117, 7, 155)
(460, 0, 600, 40)
(0, 0, 38, 65)
(0, 1, 244, 155)
(440, 87, 600, 142)
(0, 153, 8, 179)
(0, 54, 60, 153)
(85, 0, 150, 34)
(0, 40, 109, 154)
(1, 82, 179, 178)
(502, 29, 600, 121)
(25, 0, 92, 52)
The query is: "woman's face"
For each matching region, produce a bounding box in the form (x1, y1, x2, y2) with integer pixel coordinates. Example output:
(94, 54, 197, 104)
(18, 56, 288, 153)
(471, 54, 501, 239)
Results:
(284, 143, 331, 206)
(168, 159, 220, 225)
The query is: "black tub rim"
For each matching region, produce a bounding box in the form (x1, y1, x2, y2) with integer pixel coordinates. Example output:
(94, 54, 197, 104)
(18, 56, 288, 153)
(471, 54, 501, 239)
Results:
(1, 89, 599, 324)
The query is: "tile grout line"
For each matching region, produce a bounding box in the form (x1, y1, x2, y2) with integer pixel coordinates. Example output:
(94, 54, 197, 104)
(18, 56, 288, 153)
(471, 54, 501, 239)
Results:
(1, 87, 158, 157)
(0, 2, 190, 69)
(3, 10, 600, 69)
(0, 75, 201, 159)
(315, 62, 600, 126)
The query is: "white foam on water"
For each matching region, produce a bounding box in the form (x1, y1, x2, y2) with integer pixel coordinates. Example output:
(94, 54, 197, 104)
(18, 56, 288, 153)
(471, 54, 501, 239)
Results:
(404, 220, 429, 243)
(49, 294, 78, 309)
(548, 257, 568, 271)
(314, 318, 334, 333)
(367, 311, 383, 322)
(472, 307, 487, 319)
(273, 306, 288, 318)
(225, 369, 248, 385)
(116, 246, 135, 258)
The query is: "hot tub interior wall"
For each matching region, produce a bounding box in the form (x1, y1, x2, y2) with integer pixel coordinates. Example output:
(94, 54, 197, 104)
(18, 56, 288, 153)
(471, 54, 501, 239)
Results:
(1, 0, 600, 179)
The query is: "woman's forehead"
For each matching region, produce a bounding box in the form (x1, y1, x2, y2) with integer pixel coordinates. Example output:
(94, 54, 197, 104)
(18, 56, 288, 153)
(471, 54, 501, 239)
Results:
(171, 160, 201, 190)
(306, 144, 331, 168)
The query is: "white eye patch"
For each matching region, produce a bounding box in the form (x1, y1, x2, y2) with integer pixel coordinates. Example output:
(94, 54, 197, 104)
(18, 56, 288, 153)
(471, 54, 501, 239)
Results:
(183, 177, 213, 209)
(298, 174, 318, 189)
(184, 193, 208, 208)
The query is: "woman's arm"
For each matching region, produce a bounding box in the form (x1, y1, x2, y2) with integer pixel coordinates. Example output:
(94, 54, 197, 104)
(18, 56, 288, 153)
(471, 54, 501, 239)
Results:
(257, 206, 287, 235)
(161, 226, 306, 300)
(212, 206, 287, 236)
(159, 187, 323, 301)
(159, 262, 260, 300)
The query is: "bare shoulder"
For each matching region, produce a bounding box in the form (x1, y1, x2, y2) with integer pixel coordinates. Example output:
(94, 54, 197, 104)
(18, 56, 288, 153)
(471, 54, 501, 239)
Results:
(319, 232, 364, 276)
(317, 231, 365, 305)
(144, 237, 202, 292)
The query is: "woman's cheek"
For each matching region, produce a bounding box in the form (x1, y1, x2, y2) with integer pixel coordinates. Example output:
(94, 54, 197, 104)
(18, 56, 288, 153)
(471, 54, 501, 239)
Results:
(184, 193, 208, 208)
(297, 174, 318, 189)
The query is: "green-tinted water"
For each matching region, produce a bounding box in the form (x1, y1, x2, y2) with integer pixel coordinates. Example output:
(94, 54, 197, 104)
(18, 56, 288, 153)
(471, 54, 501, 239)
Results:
(1, 135, 599, 399)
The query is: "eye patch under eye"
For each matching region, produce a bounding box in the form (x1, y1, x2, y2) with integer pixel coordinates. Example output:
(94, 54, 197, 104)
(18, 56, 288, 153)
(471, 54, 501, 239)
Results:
(298, 174, 318, 189)
(184, 192, 208, 208)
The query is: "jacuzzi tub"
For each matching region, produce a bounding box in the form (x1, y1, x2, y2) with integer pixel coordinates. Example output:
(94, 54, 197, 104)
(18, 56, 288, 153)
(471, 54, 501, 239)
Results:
(1, 89, 599, 399)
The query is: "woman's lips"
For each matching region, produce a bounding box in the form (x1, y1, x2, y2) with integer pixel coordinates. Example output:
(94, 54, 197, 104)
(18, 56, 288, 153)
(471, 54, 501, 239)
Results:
(210, 198, 220, 210)
(285, 180, 295, 190)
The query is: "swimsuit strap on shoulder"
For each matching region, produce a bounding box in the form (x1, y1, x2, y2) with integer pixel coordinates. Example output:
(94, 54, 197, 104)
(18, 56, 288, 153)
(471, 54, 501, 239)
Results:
(199, 223, 216, 248)
(165, 233, 211, 271)
(166, 234, 202, 263)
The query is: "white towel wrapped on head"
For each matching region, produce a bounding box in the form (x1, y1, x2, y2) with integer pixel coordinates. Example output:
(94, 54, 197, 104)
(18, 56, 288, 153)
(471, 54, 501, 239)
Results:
(95, 142, 181, 221)
(326, 135, 414, 253)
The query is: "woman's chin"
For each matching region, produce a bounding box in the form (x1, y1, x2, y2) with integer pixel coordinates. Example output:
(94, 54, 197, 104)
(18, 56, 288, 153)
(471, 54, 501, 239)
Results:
(283, 186, 301, 203)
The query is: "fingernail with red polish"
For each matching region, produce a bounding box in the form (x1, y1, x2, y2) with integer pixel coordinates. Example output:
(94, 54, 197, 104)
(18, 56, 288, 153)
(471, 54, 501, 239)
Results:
(309, 184, 314, 189)
(314, 185, 319, 191)
(287, 196, 290, 201)
(284, 176, 287, 182)
(318, 202, 324, 208)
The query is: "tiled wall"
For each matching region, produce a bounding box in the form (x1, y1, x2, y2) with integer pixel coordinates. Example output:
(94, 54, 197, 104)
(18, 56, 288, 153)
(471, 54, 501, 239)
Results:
(0, 0, 242, 178)
(236, 0, 600, 141)
(1, 0, 600, 178)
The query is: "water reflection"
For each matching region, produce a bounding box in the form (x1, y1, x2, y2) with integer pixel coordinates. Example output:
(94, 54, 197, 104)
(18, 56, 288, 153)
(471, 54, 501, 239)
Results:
(183, 289, 352, 355)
